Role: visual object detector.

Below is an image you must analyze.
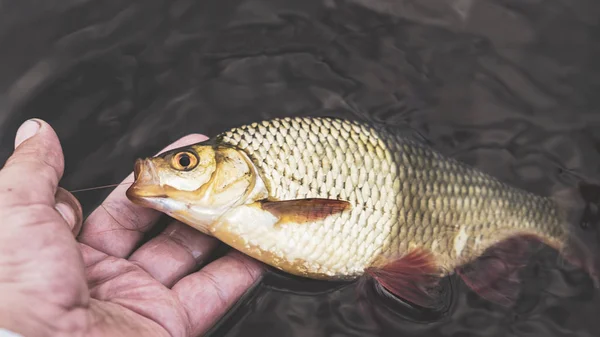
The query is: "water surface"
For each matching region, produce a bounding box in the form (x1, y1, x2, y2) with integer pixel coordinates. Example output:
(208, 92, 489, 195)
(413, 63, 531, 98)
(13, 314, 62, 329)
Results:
(1, 0, 600, 336)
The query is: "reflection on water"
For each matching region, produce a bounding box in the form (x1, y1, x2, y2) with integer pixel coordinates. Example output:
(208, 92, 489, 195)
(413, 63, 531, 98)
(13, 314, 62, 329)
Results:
(1, 0, 600, 336)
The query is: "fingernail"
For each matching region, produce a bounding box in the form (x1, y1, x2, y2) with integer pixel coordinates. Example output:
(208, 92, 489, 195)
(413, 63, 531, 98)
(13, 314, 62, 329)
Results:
(15, 119, 41, 148)
(55, 202, 75, 228)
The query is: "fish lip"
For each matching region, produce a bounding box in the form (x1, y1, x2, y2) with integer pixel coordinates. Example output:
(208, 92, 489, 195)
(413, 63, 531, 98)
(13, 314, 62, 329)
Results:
(133, 159, 143, 180)
(126, 186, 168, 202)
(126, 159, 167, 203)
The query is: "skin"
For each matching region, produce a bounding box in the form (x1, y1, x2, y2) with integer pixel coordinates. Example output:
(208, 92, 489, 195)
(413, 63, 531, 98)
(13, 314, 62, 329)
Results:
(0, 119, 265, 337)
(126, 118, 573, 303)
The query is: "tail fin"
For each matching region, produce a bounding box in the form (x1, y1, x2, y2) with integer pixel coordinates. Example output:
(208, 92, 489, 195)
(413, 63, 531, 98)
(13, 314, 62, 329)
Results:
(552, 183, 600, 287)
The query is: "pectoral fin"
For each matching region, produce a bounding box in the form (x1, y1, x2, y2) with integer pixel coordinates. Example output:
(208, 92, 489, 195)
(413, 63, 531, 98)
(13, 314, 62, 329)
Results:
(259, 198, 351, 225)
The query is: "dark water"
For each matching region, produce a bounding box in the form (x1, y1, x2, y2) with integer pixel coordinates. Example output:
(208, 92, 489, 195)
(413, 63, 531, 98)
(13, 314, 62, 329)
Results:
(1, 0, 600, 336)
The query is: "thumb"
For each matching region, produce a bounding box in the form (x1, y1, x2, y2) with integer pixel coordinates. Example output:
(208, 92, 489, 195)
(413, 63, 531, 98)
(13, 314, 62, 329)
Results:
(0, 119, 65, 206)
(55, 187, 83, 235)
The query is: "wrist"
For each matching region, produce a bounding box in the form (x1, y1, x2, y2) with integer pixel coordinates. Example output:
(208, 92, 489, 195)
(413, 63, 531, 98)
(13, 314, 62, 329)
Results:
(0, 329, 24, 337)
(0, 293, 54, 337)
(0, 290, 89, 337)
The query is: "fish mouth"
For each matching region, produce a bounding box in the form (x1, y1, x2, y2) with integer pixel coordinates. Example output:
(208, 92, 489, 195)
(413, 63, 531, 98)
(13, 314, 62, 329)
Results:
(126, 159, 168, 204)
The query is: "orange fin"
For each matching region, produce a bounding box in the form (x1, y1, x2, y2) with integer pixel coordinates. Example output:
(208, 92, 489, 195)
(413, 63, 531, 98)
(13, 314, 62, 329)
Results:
(455, 235, 542, 307)
(259, 198, 351, 225)
(552, 182, 600, 288)
(364, 249, 443, 308)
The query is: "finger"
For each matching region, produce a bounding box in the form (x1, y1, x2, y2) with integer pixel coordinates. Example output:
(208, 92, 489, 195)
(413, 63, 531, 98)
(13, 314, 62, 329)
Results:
(54, 187, 83, 235)
(128, 220, 219, 287)
(173, 250, 265, 336)
(77, 134, 208, 258)
(0, 119, 63, 206)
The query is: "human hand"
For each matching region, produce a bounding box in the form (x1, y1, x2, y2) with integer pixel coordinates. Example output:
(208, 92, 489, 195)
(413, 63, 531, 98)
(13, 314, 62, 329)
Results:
(0, 119, 264, 337)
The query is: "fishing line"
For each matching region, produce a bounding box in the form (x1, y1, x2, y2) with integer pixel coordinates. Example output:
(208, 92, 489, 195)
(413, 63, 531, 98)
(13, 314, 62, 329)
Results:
(69, 181, 133, 193)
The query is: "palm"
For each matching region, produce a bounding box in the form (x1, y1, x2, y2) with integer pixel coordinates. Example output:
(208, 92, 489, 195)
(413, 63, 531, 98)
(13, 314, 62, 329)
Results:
(0, 128, 263, 337)
(73, 135, 264, 337)
(82, 244, 189, 336)
(79, 240, 259, 337)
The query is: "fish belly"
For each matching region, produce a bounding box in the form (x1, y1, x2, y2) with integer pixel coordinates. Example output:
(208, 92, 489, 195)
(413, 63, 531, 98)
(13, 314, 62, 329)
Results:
(216, 116, 564, 277)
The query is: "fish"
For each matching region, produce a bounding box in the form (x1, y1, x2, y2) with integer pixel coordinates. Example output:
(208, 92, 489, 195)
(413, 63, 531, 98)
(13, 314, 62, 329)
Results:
(125, 116, 600, 308)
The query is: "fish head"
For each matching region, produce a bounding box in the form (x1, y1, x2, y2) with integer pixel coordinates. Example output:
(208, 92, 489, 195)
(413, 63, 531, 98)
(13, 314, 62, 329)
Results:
(126, 141, 265, 235)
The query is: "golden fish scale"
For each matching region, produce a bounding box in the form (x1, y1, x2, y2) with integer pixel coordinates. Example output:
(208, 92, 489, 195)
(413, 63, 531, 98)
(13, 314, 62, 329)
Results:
(217, 117, 564, 277)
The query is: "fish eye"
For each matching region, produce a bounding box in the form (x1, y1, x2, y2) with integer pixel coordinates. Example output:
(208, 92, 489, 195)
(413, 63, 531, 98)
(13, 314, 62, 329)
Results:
(171, 151, 198, 171)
